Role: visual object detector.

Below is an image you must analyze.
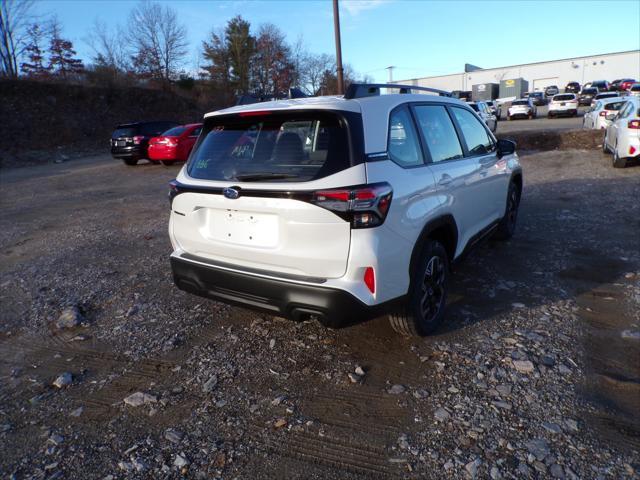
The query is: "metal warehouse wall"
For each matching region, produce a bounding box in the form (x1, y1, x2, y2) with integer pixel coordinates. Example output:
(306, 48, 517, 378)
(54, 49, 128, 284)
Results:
(398, 50, 640, 97)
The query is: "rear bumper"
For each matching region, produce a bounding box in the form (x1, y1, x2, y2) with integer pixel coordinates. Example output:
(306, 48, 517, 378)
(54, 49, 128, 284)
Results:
(111, 146, 145, 160)
(170, 255, 395, 327)
(548, 109, 577, 116)
(148, 146, 179, 161)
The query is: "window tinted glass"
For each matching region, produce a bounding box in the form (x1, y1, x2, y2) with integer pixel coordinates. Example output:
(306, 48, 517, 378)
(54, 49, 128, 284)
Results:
(554, 94, 575, 101)
(451, 107, 495, 156)
(190, 127, 202, 137)
(112, 127, 137, 138)
(413, 105, 463, 163)
(163, 126, 187, 137)
(468, 104, 479, 112)
(388, 106, 423, 167)
(188, 112, 349, 182)
(512, 100, 529, 106)
(604, 101, 626, 111)
(582, 88, 598, 94)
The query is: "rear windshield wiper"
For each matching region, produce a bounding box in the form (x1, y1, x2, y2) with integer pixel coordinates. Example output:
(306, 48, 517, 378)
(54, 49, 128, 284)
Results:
(234, 173, 299, 181)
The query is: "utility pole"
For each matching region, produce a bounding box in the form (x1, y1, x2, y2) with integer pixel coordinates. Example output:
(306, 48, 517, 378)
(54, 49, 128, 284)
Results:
(386, 66, 395, 83)
(333, 0, 344, 94)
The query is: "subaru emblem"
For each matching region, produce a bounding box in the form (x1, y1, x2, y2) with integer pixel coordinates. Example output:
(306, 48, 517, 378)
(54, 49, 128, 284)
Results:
(223, 187, 240, 199)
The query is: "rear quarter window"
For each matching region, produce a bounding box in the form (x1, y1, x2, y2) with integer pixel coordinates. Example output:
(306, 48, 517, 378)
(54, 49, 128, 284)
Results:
(187, 111, 352, 182)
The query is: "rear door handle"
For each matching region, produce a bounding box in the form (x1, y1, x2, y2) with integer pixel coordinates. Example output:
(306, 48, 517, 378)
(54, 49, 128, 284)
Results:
(438, 174, 453, 186)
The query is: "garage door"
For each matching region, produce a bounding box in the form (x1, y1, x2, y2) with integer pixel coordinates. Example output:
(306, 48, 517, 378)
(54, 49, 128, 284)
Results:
(532, 77, 559, 92)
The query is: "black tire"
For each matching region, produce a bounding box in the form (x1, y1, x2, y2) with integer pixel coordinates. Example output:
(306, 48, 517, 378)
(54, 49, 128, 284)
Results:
(612, 146, 627, 168)
(161, 160, 175, 166)
(122, 158, 138, 166)
(494, 181, 520, 241)
(389, 240, 449, 337)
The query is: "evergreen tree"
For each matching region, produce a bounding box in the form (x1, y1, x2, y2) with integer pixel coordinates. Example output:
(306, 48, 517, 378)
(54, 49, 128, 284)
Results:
(47, 22, 83, 79)
(20, 23, 49, 77)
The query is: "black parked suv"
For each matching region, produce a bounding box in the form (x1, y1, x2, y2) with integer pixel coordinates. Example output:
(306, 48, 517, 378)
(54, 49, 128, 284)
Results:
(565, 82, 580, 93)
(544, 85, 559, 97)
(111, 121, 179, 166)
(578, 87, 598, 106)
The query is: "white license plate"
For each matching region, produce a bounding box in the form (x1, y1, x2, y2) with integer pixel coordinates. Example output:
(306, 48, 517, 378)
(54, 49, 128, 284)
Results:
(561, 103, 566, 106)
(209, 210, 278, 247)
(116, 140, 125, 146)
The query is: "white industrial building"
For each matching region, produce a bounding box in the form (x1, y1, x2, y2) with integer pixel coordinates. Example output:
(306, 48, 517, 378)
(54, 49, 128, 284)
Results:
(395, 50, 640, 95)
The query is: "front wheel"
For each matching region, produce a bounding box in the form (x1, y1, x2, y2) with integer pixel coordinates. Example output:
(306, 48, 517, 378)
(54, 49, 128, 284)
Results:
(494, 181, 520, 241)
(389, 240, 449, 337)
(122, 158, 138, 166)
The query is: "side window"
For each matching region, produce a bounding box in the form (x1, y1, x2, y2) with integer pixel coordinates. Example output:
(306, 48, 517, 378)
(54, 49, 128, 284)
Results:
(413, 105, 464, 163)
(619, 102, 633, 118)
(388, 106, 423, 167)
(451, 107, 496, 156)
(191, 127, 202, 137)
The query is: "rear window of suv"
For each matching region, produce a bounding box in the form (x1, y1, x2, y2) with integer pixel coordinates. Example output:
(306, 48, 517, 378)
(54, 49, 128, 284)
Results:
(187, 111, 351, 182)
(112, 127, 137, 138)
(554, 94, 575, 101)
(512, 100, 529, 106)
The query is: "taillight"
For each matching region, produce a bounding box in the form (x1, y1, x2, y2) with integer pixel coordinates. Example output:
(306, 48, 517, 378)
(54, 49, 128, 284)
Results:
(311, 182, 393, 229)
(599, 111, 607, 117)
(166, 138, 178, 147)
(169, 180, 179, 206)
(628, 120, 640, 129)
(133, 135, 145, 145)
(630, 146, 637, 155)
(364, 267, 375, 294)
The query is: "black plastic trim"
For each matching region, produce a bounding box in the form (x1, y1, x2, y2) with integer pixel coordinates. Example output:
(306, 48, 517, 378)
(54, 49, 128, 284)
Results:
(170, 256, 399, 327)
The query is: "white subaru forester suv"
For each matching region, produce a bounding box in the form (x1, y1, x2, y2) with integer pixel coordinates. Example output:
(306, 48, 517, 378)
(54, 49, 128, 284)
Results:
(168, 84, 523, 336)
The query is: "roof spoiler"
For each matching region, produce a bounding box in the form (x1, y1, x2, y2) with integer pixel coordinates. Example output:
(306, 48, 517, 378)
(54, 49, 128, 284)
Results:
(235, 87, 309, 106)
(344, 83, 452, 100)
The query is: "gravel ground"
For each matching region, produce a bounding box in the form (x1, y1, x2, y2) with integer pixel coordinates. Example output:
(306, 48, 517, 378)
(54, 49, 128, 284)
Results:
(495, 105, 586, 133)
(1, 148, 639, 479)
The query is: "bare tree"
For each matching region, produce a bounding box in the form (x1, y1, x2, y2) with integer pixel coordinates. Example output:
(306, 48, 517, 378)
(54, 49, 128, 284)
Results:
(127, 1, 188, 81)
(0, 0, 35, 77)
(86, 19, 130, 73)
(301, 53, 335, 95)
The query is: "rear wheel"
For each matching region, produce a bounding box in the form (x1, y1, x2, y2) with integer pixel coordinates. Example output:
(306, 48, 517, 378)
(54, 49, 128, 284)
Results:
(612, 144, 627, 168)
(602, 136, 611, 154)
(495, 181, 520, 241)
(122, 158, 138, 166)
(389, 240, 449, 337)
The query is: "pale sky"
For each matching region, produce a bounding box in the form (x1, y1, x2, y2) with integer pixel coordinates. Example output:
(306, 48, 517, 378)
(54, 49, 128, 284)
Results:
(33, 0, 640, 82)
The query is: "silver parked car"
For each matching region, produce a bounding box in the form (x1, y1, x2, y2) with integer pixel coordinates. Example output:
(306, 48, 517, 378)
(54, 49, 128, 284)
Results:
(467, 101, 498, 132)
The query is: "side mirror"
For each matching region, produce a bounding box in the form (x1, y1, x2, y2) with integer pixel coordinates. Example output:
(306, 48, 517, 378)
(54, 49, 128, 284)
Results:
(605, 113, 617, 121)
(497, 139, 516, 158)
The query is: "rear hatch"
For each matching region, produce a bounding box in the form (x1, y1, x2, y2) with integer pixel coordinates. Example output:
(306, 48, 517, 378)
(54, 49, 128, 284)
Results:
(170, 109, 373, 280)
(111, 125, 139, 148)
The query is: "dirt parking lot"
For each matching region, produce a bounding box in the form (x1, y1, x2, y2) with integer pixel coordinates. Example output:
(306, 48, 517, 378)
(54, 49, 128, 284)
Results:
(496, 105, 586, 133)
(1, 147, 639, 479)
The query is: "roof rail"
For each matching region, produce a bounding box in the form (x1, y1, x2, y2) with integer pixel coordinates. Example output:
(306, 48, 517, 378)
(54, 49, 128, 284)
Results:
(234, 87, 309, 106)
(344, 83, 451, 100)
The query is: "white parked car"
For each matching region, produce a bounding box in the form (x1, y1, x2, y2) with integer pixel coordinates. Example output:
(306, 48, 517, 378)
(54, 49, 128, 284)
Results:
(507, 98, 537, 120)
(583, 97, 627, 130)
(485, 100, 501, 118)
(629, 83, 640, 97)
(168, 83, 523, 336)
(467, 101, 498, 132)
(592, 91, 620, 107)
(548, 93, 579, 118)
(603, 96, 640, 168)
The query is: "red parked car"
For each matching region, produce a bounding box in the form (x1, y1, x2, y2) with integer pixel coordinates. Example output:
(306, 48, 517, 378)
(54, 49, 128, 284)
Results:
(620, 79, 637, 91)
(148, 123, 202, 165)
